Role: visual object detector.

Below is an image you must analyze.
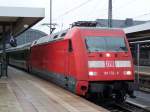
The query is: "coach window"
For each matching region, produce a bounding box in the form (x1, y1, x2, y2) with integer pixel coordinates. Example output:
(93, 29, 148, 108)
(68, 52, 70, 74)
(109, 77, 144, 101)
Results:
(53, 35, 58, 39)
(34, 41, 37, 44)
(60, 33, 66, 37)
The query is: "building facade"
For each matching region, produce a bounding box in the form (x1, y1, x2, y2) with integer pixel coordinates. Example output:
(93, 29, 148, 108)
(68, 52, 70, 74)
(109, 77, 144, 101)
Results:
(96, 18, 146, 28)
(16, 29, 47, 45)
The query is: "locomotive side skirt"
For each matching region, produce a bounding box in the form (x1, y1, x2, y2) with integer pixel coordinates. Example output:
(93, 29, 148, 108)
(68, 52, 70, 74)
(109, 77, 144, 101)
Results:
(31, 67, 77, 93)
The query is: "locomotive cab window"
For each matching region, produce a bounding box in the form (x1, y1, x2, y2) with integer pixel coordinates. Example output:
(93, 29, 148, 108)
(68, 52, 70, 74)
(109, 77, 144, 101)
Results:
(85, 36, 128, 52)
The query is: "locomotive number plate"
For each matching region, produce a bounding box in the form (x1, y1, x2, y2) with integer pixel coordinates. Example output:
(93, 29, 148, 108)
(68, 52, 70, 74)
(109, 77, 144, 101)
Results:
(105, 61, 115, 67)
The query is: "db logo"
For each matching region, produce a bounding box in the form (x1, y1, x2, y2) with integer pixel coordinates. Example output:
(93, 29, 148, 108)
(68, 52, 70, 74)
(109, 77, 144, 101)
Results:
(105, 61, 115, 67)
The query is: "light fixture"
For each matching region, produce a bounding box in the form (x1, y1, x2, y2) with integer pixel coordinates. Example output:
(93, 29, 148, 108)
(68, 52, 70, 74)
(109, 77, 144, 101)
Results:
(124, 71, 132, 76)
(89, 71, 97, 76)
(106, 53, 111, 57)
(24, 24, 29, 28)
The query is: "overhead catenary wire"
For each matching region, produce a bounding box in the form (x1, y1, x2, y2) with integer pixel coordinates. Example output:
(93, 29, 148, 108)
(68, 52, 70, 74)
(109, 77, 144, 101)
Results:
(113, 0, 150, 20)
(87, 0, 108, 19)
(112, 0, 139, 18)
(54, 0, 115, 23)
(73, 0, 106, 20)
(114, 0, 138, 11)
(54, 0, 114, 30)
(54, 0, 119, 22)
(106, 0, 150, 20)
(54, 0, 149, 21)
(53, 0, 97, 31)
(53, 0, 95, 21)
(133, 12, 150, 19)
(53, 0, 150, 31)
(91, 0, 137, 18)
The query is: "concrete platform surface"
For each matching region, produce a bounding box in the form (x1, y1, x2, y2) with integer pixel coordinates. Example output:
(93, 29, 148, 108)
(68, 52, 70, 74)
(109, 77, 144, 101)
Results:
(127, 91, 150, 109)
(0, 67, 109, 112)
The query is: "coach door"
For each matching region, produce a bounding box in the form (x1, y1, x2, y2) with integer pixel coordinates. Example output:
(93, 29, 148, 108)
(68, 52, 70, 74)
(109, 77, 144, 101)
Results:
(64, 39, 75, 91)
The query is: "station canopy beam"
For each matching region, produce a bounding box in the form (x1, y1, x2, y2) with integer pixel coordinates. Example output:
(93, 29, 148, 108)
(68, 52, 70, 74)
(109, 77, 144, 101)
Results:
(124, 22, 150, 42)
(0, 6, 45, 38)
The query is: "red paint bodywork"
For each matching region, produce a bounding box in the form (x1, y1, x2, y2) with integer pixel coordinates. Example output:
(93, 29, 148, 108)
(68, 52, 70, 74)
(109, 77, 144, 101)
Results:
(29, 27, 134, 95)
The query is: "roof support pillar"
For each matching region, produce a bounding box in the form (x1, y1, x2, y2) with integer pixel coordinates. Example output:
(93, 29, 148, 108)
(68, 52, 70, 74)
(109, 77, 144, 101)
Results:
(0, 25, 8, 78)
(133, 43, 140, 90)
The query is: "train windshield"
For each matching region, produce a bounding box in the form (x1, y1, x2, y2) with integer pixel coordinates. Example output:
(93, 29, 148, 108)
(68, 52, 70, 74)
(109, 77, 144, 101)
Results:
(85, 36, 128, 52)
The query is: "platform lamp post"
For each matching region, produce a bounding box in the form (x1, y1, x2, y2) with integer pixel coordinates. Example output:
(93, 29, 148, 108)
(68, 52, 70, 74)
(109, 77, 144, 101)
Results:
(108, 0, 112, 27)
(1, 25, 8, 78)
(50, 0, 52, 34)
(136, 44, 140, 87)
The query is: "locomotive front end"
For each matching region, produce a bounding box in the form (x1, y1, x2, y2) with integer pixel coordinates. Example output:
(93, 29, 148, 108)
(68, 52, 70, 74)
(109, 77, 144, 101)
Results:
(83, 29, 135, 101)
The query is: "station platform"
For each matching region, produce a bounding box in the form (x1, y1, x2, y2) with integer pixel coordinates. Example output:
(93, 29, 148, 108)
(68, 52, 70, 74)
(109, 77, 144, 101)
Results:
(127, 91, 150, 110)
(135, 66, 150, 76)
(0, 67, 109, 112)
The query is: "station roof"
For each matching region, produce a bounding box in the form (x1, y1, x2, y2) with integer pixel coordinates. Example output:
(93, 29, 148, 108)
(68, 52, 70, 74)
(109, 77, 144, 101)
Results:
(124, 22, 150, 34)
(0, 6, 45, 38)
(124, 22, 150, 42)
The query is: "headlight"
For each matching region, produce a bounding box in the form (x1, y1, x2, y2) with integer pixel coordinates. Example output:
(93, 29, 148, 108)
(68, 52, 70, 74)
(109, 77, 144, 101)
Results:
(89, 71, 97, 76)
(124, 71, 132, 76)
(106, 53, 111, 57)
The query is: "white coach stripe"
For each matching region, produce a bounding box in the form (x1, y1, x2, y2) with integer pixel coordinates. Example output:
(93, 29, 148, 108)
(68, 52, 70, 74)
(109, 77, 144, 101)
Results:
(115, 60, 131, 67)
(88, 61, 105, 68)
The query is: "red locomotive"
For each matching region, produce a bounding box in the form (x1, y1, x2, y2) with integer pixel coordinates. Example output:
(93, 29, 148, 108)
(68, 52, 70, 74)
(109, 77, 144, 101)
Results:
(7, 22, 135, 102)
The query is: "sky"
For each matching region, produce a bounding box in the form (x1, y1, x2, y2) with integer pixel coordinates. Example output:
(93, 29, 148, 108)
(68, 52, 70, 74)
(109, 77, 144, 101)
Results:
(0, 0, 150, 34)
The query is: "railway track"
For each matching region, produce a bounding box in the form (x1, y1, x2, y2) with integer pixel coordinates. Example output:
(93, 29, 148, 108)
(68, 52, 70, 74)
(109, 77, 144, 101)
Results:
(92, 99, 150, 112)
(112, 102, 150, 112)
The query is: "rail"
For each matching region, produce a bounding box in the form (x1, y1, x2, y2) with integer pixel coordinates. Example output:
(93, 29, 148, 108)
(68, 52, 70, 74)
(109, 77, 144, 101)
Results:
(114, 102, 150, 112)
(92, 98, 150, 112)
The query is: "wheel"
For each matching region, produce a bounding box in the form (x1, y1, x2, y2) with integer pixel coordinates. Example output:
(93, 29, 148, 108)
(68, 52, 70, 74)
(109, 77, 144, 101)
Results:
(115, 90, 126, 103)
